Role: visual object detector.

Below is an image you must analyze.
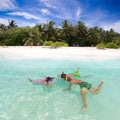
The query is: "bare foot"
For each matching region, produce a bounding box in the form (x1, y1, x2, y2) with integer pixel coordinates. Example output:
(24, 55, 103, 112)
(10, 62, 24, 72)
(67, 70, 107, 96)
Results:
(28, 77, 33, 82)
(99, 81, 104, 88)
(81, 106, 88, 111)
(96, 81, 104, 93)
(76, 68, 80, 72)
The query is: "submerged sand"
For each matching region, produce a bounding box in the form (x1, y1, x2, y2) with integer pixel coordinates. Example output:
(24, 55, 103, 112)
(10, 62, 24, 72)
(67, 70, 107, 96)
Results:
(0, 46, 120, 59)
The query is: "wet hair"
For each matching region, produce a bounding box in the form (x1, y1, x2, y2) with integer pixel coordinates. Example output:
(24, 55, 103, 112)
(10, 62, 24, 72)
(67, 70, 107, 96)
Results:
(46, 77, 54, 83)
(61, 72, 66, 78)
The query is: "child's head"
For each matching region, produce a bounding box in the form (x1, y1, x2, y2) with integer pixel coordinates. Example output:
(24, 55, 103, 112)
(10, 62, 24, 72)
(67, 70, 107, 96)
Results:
(61, 72, 66, 78)
(46, 77, 54, 83)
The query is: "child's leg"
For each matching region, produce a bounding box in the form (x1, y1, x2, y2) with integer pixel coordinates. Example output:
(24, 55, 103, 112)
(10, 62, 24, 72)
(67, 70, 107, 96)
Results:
(80, 87, 88, 110)
(89, 81, 104, 94)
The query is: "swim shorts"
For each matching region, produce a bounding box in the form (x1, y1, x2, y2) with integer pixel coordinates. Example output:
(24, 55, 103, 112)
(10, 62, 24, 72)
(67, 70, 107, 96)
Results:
(80, 82, 92, 90)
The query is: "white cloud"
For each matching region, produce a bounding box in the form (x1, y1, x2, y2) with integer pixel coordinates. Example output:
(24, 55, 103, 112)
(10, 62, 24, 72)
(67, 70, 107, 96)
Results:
(7, 12, 45, 21)
(16, 20, 36, 27)
(0, 0, 17, 11)
(0, 18, 9, 25)
(101, 21, 120, 33)
(38, 0, 82, 21)
(85, 17, 120, 33)
(83, 9, 120, 33)
(0, 17, 46, 27)
(0, 18, 36, 27)
(55, 15, 64, 19)
(84, 10, 111, 31)
(39, 8, 64, 20)
(38, 0, 57, 9)
(44, 2, 57, 9)
(76, 7, 81, 19)
(40, 9, 51, 15)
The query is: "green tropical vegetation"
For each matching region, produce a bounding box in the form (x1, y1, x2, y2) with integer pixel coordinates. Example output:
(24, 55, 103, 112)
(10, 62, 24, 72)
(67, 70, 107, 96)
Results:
(0, 19, 120, 48)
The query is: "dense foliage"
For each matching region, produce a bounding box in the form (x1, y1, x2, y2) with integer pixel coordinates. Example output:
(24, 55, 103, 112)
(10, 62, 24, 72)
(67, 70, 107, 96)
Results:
(0, 20, 120, 48)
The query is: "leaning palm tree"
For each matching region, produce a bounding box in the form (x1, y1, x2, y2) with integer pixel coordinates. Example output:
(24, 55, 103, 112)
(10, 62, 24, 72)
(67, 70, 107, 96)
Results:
(24, 28, 43, 46)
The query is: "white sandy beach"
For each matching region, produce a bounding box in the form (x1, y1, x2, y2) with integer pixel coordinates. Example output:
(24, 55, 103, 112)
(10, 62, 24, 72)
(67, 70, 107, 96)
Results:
(0, 46, 120, 59)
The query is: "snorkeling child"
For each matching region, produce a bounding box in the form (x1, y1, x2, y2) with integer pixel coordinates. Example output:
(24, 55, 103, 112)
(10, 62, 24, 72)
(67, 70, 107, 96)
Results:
(28, 76, 56, 87)
(61, 72, 104, 110)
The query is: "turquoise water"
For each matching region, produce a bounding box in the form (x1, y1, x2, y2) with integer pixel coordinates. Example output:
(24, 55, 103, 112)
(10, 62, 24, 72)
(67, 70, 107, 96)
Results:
(0, 56, 120, 120)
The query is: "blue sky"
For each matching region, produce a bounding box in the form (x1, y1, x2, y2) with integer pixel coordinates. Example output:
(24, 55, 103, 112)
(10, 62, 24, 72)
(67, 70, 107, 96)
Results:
(0, 0, 120, 32)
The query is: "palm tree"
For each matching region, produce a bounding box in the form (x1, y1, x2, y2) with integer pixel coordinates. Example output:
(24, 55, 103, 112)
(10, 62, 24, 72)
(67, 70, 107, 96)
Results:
(87, 27, 102, 46)
(46, 21, 55, 41)
(76, 21, 88, 46)
(61, 19, 75, 46)
(24, 27, 43, 46)
(54, 28, 63, 42)
(61, 19, 70, 38)
(8, 20, 17, 29)
(0, 24, 6, 32)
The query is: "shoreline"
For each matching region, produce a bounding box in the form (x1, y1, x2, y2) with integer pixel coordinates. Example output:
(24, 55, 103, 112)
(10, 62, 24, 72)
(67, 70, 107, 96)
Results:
(0, 46, 120, 59)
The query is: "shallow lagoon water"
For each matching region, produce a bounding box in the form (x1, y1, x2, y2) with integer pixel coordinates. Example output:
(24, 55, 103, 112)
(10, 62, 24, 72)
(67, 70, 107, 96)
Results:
(0, 56, 120, 120)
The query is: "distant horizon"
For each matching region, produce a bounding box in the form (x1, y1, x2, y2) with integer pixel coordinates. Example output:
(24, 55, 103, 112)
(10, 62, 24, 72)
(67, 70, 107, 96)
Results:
(0, 0, 120, 33)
